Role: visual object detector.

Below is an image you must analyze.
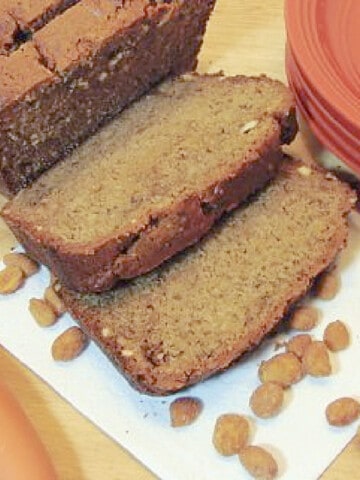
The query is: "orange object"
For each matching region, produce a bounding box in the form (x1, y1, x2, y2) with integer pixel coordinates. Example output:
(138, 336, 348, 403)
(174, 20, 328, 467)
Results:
(285, 0, 360, 174)
(0, 382, 57, 480)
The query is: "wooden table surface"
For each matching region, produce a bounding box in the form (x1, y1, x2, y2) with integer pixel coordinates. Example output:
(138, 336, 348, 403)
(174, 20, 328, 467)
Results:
(0, 1, 359, 478)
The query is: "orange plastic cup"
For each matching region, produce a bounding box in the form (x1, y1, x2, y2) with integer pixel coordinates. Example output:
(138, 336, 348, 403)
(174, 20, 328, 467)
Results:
(0, 382, 57, 480)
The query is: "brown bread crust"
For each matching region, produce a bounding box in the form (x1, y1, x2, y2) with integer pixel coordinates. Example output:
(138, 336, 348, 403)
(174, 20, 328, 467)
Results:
(0, 0, 216, 195)
(59, 161, 355, 395)
(0, 0, 80, 54)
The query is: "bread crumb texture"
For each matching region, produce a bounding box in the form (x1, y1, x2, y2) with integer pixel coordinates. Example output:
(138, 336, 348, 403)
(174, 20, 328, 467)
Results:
(59, 161, 355, 393)
(5, 75, 293, 245)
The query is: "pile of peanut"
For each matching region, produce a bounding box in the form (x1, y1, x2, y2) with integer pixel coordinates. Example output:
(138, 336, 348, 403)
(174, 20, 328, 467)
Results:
(0, 252, 89, 362)
(169, 270, 359, 479)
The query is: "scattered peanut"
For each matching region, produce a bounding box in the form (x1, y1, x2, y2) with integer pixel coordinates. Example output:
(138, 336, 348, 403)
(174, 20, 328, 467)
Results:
(326, 397, 360, 427)
(52, 326, 89, 361)
(286, 334, 312, 359)
(213, 414, 250, 456)
(323, 320, 350, 352)
(288, 306, 319, 331)
(29, 298, 57, 327)
(3, 252, 39, 277)
(0, 265, 24, 294)
(315, 271, 340, 300)
(170, 397, 203, 427)
(239, 445, 278, 480)
(249, 382, 284, 418)
(259, 352, 303, 387)
(44, 285, 66, 316)
(302, 341, 331, 377)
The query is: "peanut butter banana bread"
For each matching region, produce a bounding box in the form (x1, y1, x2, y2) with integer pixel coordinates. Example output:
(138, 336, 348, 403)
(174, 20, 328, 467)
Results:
(0, 0, 216, 195)
(60, 161, 355, 395)
(3, 74, 297, 292)
(0, 0, 79, 54)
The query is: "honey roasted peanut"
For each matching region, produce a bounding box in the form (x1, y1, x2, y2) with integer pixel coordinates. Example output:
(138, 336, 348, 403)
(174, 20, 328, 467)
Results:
(259, 352, 303, 387)
(52, 327, 89, 361)
(44, 285, 66, 316)
(213, 414, 250, 456)
(286, 334, 312, 359)
(302, 341, 331, 377)
(326, 397, 360, 427)
(239, 445, 278, 480)
(0, 265, 24, 294)
(170, 397, 203, 427)
(249, 382, 284, 418)
(323, 320, 350, 352)
(3, 252, 39, 277)
(29, 298, 58, 327)
(315, 271, 340, 300)
(288, 306, 318, 331)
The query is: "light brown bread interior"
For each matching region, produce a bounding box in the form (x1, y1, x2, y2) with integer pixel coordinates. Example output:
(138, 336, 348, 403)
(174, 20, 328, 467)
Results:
(60, 161, 355, 395)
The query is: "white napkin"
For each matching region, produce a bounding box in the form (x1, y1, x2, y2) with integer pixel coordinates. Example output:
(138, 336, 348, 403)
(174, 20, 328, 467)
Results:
(0, 214, 359, 480)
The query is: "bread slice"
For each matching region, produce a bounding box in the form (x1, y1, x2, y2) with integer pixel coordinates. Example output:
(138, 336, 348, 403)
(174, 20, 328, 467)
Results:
(59, 160, 355, 395)
(0, 0, 216, 195)
(2, 74, 297, 292)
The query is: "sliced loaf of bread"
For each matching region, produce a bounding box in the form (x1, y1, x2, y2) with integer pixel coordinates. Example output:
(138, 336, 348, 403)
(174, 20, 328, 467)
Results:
(2, 74, 297, 292)
(0, 0, 216, 195)
(60, 160, 355, 395)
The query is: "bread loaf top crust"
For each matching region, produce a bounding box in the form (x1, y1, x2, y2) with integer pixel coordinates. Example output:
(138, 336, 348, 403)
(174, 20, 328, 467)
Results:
(0, 0, 80, 54)
(0, 0, 216, 196)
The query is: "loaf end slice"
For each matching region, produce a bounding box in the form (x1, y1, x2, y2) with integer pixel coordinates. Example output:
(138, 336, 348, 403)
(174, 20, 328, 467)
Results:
(60, 161, 356, 395)
(0, 0, 217, 195)
(2, 74, 297, 292)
